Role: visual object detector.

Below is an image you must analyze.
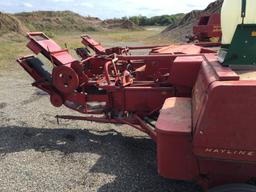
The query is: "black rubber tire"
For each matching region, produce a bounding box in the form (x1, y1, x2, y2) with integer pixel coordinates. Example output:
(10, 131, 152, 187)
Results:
(208, 184, 256, 192)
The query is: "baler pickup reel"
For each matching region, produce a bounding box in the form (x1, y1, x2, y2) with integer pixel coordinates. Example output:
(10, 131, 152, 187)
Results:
(18, 32, 185, 139)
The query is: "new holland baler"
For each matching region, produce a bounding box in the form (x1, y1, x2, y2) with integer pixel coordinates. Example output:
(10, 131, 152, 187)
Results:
(17, 0, 256, 191)
(187, 13, 222, 43)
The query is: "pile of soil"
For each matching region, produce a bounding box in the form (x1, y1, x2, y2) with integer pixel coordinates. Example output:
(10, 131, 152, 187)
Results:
(0, 12, 27, 35)
(0, 10, 142, 36)
(15, 11, 103, 33)
(102, 19, 140, 30)
(161, 0, 223, 42)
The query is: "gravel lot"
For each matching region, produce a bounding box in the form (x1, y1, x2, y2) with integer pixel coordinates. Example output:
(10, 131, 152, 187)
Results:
(0, 62, 201, 192)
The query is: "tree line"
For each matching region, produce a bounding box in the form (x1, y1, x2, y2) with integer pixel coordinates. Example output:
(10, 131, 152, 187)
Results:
(122, 14, 184, 26)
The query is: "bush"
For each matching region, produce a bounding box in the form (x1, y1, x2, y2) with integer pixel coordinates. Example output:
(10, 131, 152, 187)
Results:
(128, 14, 184, 26)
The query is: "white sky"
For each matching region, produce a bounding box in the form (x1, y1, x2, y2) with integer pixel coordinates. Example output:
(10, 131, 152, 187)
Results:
(0, 0, 216, 19)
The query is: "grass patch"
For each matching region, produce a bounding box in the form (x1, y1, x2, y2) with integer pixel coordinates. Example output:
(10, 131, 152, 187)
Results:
(0, 34, 30, 70)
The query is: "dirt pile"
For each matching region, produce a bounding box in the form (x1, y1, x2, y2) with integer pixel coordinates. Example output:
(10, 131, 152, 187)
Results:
(0, 12, 27, 35)
(161, 0, 223, 42)
(102, 19, 140, 30)
(15, 11, 103, 33)
(0, 11, 142, 37)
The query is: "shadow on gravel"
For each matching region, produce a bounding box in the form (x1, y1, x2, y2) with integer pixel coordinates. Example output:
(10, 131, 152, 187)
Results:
(0, 126, 201, 192)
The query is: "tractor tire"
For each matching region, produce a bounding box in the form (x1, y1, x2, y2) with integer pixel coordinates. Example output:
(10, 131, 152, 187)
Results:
(208, 184, 256, 192)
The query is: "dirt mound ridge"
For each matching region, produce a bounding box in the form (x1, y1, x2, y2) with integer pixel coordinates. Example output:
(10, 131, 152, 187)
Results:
(0, 10, 144, 37)
(161, 0, 223, 42)
(102, 19, 141, 30)
(15, 11, 103, 33)
(0, 12, 27, 35)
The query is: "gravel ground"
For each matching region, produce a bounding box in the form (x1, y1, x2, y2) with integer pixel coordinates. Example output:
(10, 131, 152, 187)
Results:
(0, 63, 201, 192)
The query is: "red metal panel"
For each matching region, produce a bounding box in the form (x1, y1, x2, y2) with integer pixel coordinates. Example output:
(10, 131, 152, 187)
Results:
(170, 56, 203, 88)
(81, 35, 106, 54)
(27, 32, 77, 66)
(156, 97, 198, 180)
(110, 87, 175, 115)
(210, 61, 240, 81)
(194, 81, 256, 162)
(208, 14, 221, 26)
(192, 62, 218, 130)
(156, 98, 191, 135)
(192, 59, 256, 163)
(51, 51, 77, 65)
(192, 59, 239, 131)
(123, 87, 174, 113)
(151, 44, 203, 54)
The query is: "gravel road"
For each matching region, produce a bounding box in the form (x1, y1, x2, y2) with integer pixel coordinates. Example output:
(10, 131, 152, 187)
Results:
(0, 62, 201, 192)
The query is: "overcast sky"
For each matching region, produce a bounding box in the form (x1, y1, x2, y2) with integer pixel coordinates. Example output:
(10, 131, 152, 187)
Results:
(0, 0, 215, 19)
